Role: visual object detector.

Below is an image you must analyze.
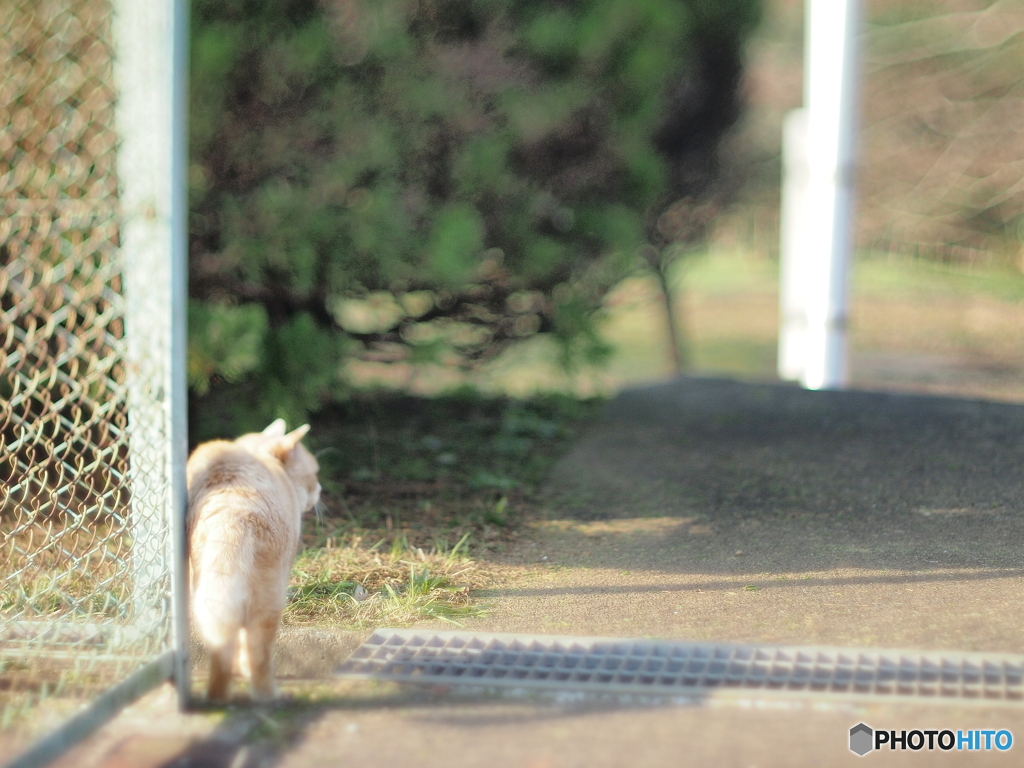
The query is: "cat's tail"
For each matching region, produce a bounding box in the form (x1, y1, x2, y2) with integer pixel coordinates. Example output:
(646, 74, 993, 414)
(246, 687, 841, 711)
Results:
(191, 532, 253, 651)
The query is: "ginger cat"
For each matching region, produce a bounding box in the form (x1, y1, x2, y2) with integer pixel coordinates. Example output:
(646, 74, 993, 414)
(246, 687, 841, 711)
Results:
(186, 419, 321, 701)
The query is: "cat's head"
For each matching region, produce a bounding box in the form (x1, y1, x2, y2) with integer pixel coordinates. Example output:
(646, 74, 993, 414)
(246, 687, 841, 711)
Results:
(241, 419, 322, 512)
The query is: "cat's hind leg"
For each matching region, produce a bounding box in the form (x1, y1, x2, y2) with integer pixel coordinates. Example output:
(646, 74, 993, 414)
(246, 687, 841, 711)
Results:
(244, 613, 281, 701)
(193, 576, 245, 701)
(207, 633, 237, 701)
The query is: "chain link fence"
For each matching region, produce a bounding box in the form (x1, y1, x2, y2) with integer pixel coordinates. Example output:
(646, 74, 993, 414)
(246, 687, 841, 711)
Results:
(1, 0, 187, 763)
(857, 0, 1024, 263)
(721, 0, 1024, 267)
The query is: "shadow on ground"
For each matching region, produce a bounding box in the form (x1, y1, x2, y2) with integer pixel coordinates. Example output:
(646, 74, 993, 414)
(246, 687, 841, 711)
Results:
(525, 375, 1024, 574)
(448, 376, 1024, 654)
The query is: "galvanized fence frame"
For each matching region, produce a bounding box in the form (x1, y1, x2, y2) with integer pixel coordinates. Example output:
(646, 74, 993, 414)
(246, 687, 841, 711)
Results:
(1, 0, 188, 765)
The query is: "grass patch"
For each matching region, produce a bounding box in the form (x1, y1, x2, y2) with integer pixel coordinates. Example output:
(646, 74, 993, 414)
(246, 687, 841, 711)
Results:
(297, 392, 600, 552)
(283, 392, 600, 627)
(855, 255, 1024, 304)
(285, 533, 495, 628)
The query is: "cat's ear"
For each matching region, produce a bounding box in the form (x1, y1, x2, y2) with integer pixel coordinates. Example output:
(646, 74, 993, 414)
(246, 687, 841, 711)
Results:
(266, 424, 310, 461)
(262, 418, 287, 437)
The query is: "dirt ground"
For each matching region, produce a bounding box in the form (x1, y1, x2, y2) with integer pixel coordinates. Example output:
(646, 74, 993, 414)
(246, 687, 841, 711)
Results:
(21, 375, 1024, 768)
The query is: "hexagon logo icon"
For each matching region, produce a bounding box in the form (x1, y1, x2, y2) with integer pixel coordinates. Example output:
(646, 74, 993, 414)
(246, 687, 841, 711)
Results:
(850, 723, 873, 756)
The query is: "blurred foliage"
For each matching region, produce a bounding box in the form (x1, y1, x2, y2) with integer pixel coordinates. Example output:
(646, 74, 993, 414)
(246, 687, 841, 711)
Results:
(189, 0, 761, 427)
(314, 391, 601, 494)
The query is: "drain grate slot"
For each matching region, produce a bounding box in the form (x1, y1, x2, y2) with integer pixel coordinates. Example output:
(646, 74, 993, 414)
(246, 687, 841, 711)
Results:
(336, 630, 1024, 703)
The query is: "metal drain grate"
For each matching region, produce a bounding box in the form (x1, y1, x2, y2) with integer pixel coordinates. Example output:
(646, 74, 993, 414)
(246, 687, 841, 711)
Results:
(337, 630, 1024, 703)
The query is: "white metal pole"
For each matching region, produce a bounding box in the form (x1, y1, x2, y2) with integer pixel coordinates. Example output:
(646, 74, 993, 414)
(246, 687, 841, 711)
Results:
(113, 0, 190, 706)
(799, 0, 860, 390)
(169, 0, 191, 711)
(777, 108, 809, 381)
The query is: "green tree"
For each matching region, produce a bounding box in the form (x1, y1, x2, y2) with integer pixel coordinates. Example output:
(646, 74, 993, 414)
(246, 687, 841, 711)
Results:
(188, 0, 761, 433)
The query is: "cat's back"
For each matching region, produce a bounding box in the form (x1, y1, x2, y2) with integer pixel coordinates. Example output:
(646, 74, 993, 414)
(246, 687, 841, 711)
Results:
(188, 439, 268, 495)
(186, 438, 296, 545)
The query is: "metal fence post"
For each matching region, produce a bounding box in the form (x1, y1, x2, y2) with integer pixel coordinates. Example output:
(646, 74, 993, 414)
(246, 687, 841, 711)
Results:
(169, 0, 192, 709)
(799, 0, 861, 391)
(111, 0, 190, 705)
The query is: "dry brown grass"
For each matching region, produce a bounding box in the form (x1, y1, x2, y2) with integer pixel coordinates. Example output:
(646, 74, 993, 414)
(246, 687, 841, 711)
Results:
(284, 532, 504, 628)
(1, 524, 132, 620)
